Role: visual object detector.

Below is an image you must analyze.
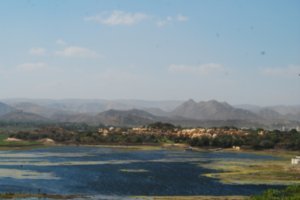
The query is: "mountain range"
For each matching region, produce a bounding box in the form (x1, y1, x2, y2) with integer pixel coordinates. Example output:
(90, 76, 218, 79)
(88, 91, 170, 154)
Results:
(0, 98, 299, 128)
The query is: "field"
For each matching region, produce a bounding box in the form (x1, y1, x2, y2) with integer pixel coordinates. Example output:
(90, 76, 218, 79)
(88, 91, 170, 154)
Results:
(0, 134, 42, 150)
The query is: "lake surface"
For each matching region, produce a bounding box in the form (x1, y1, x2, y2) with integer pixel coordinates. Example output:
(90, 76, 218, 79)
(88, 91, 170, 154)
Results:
(0, 146, 283, 199)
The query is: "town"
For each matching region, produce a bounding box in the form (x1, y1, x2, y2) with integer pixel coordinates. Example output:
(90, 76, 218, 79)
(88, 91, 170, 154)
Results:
(5, 122, 300, 151)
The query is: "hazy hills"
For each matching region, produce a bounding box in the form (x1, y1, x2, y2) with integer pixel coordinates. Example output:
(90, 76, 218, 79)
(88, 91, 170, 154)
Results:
(0, 111, 48, 122)
(0, 102, 15, 116)
(170, 99, 257, 121)
(3, 99, 182, 113)
(236, 104, 300, 122)
(236, 104, 300, 116)
(95, 109, 158, 126)
(0, 99, 299, 128)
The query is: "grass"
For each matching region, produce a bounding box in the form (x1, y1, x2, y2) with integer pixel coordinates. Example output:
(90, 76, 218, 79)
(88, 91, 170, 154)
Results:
(0, 133, 9, 142)
(0, 133, 43, 150)
(250, 184, 300, 200)
(202, 151, 300, 185)
(236, 148, 300, 159)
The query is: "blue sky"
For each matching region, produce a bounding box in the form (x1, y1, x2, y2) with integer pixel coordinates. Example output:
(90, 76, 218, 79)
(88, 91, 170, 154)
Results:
(0, 0, 299, 105)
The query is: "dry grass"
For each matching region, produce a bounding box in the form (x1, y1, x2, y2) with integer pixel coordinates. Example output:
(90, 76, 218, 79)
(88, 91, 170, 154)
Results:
(202, 154, 300, 185)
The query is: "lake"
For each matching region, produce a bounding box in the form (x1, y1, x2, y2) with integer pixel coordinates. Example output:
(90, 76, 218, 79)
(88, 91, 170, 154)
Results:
(0, 146, 283, 199)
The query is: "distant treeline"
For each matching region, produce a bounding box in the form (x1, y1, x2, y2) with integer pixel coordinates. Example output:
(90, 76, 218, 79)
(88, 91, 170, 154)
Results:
(8, 122, 300, 150)
(188, 129, 300, 150)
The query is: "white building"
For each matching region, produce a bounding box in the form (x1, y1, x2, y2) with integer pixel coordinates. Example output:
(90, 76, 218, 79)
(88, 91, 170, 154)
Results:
(291, 156, 300, 165)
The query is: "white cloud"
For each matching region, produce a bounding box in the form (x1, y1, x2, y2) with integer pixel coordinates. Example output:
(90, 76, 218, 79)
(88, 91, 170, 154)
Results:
(157, 14, 188, 27)
(55, 46, 98, 58)
(56, 39, 67, 46)
(177, 14, 189, 22)
(85, 10, 188, 27)
(168, 63, 224, 74)
(157, 16, 173, 27)
(17, 62, 47, 71)
(29, 48, 46, 56)
(85, 10, 149, 26)
(261, 65, 300, 77)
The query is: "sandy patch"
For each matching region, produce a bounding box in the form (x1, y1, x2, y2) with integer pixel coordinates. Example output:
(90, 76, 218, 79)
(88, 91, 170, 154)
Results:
(0, 168, 59, 180)
(5, 137, 23, 142)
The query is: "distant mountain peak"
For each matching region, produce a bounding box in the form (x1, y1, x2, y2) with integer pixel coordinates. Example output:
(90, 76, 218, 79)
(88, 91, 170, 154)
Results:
(187, 99, 196, 103)
(182, 99, 197, 106)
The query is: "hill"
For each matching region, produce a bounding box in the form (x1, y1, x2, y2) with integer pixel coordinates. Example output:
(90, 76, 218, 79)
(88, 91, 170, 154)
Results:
(95, 109, 158, 126)
(11, 102, 72, 118)
(3, 99, 182, 114)
(0, 99, 299, 128)
(0, 102, 15, 117)
(0, 111, 49, 122)
(171, 99, 258, 121)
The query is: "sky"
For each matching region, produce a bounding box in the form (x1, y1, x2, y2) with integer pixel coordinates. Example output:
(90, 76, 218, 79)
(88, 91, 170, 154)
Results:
(0, 0, 299, 106)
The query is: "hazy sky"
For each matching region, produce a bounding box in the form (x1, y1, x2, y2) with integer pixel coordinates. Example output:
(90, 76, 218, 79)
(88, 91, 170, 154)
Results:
(0, 0, 299, 105)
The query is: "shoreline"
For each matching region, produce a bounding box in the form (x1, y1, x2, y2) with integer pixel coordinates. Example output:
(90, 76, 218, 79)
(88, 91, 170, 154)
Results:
(1, 139, 300, 154)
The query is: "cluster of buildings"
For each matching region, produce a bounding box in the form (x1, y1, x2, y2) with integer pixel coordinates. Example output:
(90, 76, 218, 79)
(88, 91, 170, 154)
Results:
(98, 127, 250, 139)
(173, 128, 248, 139)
